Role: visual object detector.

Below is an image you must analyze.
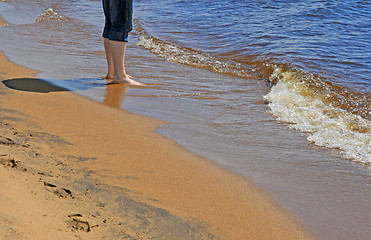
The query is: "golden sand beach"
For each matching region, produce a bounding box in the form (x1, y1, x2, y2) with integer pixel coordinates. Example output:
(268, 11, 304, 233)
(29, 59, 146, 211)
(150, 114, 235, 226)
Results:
(0, 14, 313, 239)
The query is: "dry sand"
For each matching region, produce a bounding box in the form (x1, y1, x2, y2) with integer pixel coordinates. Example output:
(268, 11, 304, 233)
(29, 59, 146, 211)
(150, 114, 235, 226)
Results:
(0, 19, 314, 239)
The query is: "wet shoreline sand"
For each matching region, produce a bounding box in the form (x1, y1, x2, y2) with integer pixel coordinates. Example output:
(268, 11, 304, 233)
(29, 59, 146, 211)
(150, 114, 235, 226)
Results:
(0, 13, 5, 26)
(0, 21, 312, 240)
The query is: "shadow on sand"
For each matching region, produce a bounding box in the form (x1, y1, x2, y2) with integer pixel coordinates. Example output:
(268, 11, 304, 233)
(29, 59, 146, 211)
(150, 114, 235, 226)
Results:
(2, 78, 69, 93)
(2, 77, 129, 109)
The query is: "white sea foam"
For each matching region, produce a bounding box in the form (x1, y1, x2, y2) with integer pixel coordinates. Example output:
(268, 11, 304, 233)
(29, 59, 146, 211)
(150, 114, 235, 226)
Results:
(265, 67, 371, 164)
(36, 7, 68, 23)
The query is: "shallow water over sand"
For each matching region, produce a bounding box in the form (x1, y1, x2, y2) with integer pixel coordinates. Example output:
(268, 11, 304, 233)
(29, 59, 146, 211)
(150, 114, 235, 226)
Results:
(0, 0, 370, 239)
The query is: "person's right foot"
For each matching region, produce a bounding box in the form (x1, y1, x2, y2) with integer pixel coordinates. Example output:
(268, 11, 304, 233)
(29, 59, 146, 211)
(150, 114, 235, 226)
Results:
(111, 76, 145, 86)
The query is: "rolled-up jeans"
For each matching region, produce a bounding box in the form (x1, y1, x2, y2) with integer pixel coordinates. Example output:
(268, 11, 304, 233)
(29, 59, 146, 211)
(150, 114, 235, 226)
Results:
(102, 0, 133, 42)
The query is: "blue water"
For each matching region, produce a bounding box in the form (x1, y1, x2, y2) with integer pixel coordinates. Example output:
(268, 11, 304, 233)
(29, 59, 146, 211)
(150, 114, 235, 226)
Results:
(0, 0, 370, 239)
(133, 0, 371, 163)
(135, 0, 370, 91)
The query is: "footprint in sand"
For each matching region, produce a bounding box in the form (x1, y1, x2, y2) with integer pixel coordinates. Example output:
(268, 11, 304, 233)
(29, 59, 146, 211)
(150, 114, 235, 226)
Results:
(0, 136, 17, 146)
(0, 155, 16, 168)
(67, 214, 91, 232)
(43, 182, 73, 199)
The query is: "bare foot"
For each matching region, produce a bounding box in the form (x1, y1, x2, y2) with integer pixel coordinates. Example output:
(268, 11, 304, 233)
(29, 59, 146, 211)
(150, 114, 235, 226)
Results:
(110, 76, 145, 86)
(102, 74, 132, 80)
(102, 75, 113, 80)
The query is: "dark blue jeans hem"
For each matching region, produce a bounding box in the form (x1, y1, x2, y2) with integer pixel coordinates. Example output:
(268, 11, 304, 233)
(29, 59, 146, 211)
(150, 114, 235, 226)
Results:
(103, 29, 129, 42)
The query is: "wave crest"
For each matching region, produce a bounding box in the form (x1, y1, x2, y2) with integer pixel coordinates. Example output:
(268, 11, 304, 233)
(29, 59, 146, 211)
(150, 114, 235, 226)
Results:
(265, 66, 371, 164)
(134, 20, 260, 79)
(36, 7, 69, 23)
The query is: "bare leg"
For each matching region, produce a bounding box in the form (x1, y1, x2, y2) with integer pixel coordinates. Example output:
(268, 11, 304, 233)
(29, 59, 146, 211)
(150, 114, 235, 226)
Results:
(103, 37, 114, 79)
(108, 40, 143, 86)
(103, 38, 132, 79)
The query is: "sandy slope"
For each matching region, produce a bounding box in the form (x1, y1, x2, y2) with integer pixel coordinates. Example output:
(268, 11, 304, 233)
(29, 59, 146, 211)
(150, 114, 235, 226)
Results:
(0, 43, 313, 240)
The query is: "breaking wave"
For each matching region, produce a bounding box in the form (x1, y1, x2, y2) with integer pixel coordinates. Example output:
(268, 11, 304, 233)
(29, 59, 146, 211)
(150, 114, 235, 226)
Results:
(134, 20, 370, 165)
(134, 20, 260, 80)
(264, 66, 370, 165)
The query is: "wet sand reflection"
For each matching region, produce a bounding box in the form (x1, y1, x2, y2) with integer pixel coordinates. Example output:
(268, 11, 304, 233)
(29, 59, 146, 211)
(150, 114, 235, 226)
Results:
(103, 83, 128, 108)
